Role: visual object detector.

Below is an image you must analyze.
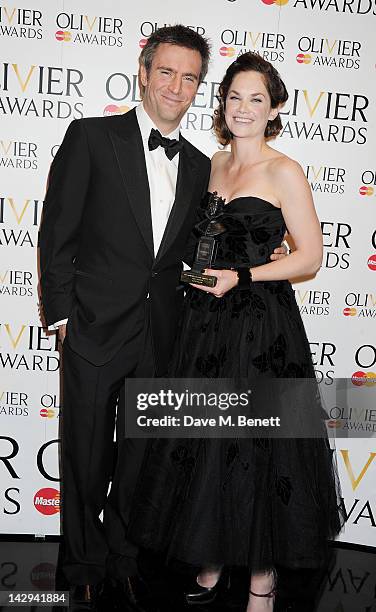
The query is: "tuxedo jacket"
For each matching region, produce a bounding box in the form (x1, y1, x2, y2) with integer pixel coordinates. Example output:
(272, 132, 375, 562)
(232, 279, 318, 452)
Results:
(39, 109, 211, 374)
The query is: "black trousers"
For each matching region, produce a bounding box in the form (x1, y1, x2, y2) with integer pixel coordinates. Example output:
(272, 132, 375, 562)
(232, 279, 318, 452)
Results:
(61, 311, 154, 585)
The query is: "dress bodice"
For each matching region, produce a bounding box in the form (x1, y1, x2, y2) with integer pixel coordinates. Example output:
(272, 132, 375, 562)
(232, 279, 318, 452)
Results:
(193, 193, 286, 269)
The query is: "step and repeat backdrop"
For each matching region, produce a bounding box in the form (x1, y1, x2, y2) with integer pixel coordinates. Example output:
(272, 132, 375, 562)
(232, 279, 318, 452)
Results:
(1, 0, 375, 545)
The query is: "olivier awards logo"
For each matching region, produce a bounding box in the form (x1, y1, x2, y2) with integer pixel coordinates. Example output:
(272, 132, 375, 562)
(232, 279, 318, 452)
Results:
(332, 450, 375, 528)
(54, 12, 125, 47)
(0, 389, 29, 416)
(0, 5, 42, 39)
(340, 450, 376, 491)
(0, 269, 33, 296)
(293, 288, 331, 316)
(138, 21, 206, 49)
(279, 89, 368, 145)
(343, 292, 376, 319)
(0, 138, 38, 170)
(0, 323, 60, 372)
(292, 0, 376, 15)
(321, 221, 352, 270)
(306, 164, 346, 194)
(104, 72, 141, 110)
(329, 406, 376, 433)
(0, 195, 43, 248)
(104, 70, 218, 131)
(0, 63, 84, 119)
(219, 30, 285, 62)
(309, 341, 336, 383)
(296, 37, 361, 69)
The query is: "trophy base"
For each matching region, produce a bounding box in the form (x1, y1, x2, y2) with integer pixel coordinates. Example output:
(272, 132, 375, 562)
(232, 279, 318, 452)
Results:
(180, 270, 217, 288)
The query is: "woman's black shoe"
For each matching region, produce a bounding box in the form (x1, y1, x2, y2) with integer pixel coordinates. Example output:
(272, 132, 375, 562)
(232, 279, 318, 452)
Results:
(185, 568, 230, 605)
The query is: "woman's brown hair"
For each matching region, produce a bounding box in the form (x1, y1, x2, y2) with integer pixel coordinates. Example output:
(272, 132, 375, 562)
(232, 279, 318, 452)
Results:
(213, 52, 288, 145)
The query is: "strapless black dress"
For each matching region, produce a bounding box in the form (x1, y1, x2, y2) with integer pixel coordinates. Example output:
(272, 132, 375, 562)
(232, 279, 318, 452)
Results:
(126, 194, 344, 572)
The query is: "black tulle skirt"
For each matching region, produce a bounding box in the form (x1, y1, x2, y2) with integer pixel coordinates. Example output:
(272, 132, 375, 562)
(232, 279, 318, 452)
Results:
(127, 282, 344, 571)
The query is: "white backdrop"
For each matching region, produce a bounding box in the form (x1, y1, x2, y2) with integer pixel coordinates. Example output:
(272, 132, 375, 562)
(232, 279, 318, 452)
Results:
(1, 0, 375, 546)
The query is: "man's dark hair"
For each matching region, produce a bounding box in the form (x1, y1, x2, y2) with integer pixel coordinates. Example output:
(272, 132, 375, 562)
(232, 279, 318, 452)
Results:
(139, 24, 211, 88)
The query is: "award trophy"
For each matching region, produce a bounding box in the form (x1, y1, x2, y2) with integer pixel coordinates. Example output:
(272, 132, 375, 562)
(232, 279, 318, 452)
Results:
(181, 191, 227, 288)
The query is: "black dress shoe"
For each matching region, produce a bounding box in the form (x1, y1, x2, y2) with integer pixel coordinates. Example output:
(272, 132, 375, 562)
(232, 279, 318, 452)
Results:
(185, 568, 231, 605)
(109, 576, 150, 612)
(69, 582, 104, 609)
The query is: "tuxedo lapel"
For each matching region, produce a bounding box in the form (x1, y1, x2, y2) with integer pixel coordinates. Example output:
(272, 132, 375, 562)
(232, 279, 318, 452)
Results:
(109, 110, 154, 258)
(155, 137, 198, 263)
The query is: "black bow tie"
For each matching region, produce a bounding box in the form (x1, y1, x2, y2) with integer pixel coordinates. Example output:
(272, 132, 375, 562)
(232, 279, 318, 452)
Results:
(148, 128, 183, 160)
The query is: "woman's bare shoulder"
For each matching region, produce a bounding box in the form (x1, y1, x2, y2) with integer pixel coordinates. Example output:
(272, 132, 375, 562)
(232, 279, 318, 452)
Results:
(211, 149, 230, 169)
(268, 152, 305, 182)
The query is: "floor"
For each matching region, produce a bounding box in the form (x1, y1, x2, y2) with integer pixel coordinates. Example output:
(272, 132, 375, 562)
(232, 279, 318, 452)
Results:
(0, 539, 374, 611)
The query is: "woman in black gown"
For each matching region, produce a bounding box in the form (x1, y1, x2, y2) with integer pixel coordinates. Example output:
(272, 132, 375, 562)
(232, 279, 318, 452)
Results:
(126, 53, 344, 611)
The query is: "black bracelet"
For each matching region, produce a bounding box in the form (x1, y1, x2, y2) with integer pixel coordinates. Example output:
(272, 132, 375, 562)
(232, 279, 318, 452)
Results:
(235, 267, 252, 290)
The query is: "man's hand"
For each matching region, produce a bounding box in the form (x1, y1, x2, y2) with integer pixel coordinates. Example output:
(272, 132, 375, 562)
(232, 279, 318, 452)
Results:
(58, 324, 67, 344)
(270, 241, 289, 261)
(190, 269, 238, 298)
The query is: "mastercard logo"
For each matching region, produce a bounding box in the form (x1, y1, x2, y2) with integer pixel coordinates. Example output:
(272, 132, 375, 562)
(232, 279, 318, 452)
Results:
(261, 0, 289, 5)
(139, 38, 148, 48)
(219, 47, 236, 57)
(343, 307, 357, 316)
(40, 408, 55, 418)
(103, 104, 130, 116)
(55, 30, 71, 42)
(367, 254, 376, 271)
(359, 185, 374, 196)
(34, 488, 60, 515)
(30, 563, 56, 590)
(296, 53, 312, 64)
(327, 419, 342, 429)
(351, 371, 376, 386)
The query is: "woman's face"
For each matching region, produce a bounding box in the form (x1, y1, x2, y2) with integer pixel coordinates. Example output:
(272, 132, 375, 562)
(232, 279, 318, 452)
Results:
(224, 70, 279, 140)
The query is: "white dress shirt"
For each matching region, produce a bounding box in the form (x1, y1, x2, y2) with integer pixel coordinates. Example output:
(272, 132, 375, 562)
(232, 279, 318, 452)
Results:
(136, 102, 180, 256)
(51, 103, 181, 329)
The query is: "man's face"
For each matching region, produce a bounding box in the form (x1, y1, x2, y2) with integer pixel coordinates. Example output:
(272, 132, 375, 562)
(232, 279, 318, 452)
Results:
(140, 43, 202, 134)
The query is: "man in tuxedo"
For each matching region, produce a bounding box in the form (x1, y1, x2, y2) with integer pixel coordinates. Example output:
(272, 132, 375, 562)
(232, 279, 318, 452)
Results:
(40, 24, 287, 609)
(40, 25, 211, 607)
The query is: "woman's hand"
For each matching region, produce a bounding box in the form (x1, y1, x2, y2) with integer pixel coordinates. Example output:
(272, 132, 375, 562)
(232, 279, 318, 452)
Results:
(190, 269, 239, 298)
